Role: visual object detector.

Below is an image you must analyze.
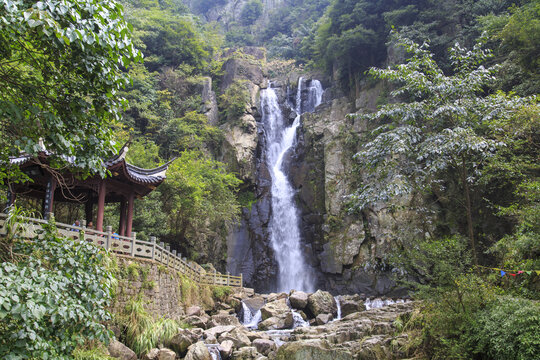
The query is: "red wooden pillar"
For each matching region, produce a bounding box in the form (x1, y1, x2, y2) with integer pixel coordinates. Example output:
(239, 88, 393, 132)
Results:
(119, 198, 127, 236)
(96, 181, 106, 232)
(126, 192, 134, 237)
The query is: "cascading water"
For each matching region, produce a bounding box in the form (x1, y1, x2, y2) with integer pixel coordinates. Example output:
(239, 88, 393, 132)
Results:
(241, 301, 262, 329)
(335, 296, 342, 320)
(364, 298, 406, 310)
(205, 344, 222, 360)
(260, 77, 323, 292)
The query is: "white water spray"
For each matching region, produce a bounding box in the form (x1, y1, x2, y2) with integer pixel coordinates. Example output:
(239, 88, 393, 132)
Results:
(335, 296, 342, 320)
(261, 77, 323, 293)
(241, 301, 262, 329)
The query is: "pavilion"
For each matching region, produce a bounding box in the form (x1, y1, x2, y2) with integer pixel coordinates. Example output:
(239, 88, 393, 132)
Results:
(6, 144, 173, 236)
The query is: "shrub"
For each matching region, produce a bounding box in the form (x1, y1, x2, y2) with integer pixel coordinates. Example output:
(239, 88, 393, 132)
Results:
(219, 80, 251, 123)
(212, 286, 232, 301)
(0, 219, 115, 359)
(472, 297, 540, 360)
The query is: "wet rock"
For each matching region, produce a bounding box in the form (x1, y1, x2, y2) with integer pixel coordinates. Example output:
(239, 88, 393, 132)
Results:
(157, 348, 176, 360)
(260, 298, 289, 320)
(252, 338, 276, 356)
(184, 341, 212, 360)
(315, 313, 333, 325)
(167, 329, 200, 357)
(108, 339, 136, 360)
(307, 290, 337, 317)
(219, 339, 234, 359)
(289, 290, 309, 310)
(275, 339, 353, 360)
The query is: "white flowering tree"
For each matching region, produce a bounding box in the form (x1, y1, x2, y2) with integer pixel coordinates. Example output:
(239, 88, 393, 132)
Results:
(349, 33, 536, 264)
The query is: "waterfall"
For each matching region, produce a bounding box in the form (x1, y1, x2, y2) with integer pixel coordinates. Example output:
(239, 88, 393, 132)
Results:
(291, 310, 310, 328)
(241, 301, 262, 329)
(205, 344, 222, 360)
(335, 296, 342, 320)
(260, 77, 323, 293)
(365, 298, 401, 310)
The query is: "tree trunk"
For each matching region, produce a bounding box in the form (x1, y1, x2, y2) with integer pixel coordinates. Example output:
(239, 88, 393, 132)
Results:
(460, 157, 477, 265)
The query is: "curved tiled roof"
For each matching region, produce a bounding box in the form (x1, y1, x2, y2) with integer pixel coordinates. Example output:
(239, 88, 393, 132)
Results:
(10, 143, 174, 187)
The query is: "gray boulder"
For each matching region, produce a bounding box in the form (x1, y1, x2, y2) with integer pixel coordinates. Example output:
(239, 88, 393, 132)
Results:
(186, 305, 204, 317)
(315, 313, 333, 325)
(219, 339, 234, 359)
(307, 290, 337, 317)
(289, 291, 309, 310)
(243, 296, 265, 314)
(141, 348, 159, 360)
(108, 340, 137, 360)
(209, 313, 241, 327)
(253, 338, 276, 356)
(275, 339, 353, 360)
(157, 348, 176, 360)
(258, 312, 294, 330)
(260, 298, 289, 320)
(340, 294, 365, 317)
(167, 329, 199, 357)
(204, 325, 237, 339)
(184, 341, 212, 360)
(231, 346, 260, 360)
(218, 327, 252, 348)
(184, 315, 209, 329)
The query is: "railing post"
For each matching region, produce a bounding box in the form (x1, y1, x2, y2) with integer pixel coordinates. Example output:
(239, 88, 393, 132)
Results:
(214, 269, 217, 285)
(159, 242, 165, 265)
(130, 232, 137, 257)
(81, 220, 86, 241)
(150, 236, 156, 261)
(227, 271, 230, 286)
(172, 250, 177, 270)
(106, 226, 112, 251)
(166, 245, 171, 267)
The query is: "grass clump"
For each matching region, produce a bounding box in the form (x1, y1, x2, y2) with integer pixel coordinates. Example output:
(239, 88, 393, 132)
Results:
(117, 298, 180, 356)
(212, 285, 232, 301)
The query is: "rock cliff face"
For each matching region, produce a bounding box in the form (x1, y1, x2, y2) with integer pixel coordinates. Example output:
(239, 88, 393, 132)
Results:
(293, 84, 420, 296)
(218, 47, 423, 296)
(185, 0, 285, 26)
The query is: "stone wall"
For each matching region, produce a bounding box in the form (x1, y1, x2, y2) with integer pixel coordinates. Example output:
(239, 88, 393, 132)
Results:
(112, 257, 185, 320)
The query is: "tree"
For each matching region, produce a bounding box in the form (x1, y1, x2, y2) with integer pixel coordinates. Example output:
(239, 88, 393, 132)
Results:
(159, 151, 241, 259)
(127, 7, 213, 72)
(0, 0, 142, 185)
(349, 33, 536, 264)
(240, 0, 263, 26)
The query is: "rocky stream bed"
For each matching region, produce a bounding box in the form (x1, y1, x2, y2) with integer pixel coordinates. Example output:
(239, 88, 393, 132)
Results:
(108, 288, 416, 360)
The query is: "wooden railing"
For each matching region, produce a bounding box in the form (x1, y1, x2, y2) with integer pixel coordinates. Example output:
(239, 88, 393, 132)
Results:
(0, 213, 243, 288)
